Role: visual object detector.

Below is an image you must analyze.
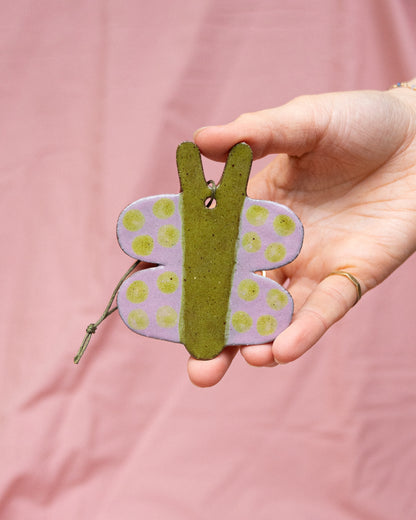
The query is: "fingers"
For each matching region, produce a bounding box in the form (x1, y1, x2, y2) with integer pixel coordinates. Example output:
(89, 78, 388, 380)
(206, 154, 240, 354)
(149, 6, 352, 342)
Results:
(187, 341, 275, 387)
(240, 271, 362, 366)
(187, 271, 363, 385)
(272, 272, 362, 363)
(187, 346, 239, 387)
(240, 343, 277, 367)
(194, 95, 329, 161)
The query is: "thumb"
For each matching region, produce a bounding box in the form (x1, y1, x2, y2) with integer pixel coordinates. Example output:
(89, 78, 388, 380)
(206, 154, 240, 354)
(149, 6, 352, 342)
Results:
(194, 95, 329, 161)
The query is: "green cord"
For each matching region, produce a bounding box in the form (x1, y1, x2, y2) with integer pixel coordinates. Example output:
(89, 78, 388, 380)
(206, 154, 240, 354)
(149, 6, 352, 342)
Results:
(74, 259, 141, 364)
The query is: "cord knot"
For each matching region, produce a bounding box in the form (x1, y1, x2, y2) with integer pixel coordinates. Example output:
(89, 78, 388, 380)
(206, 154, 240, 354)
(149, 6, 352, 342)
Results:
(86, 323, 97, 334)
(74, 259, 140, 364)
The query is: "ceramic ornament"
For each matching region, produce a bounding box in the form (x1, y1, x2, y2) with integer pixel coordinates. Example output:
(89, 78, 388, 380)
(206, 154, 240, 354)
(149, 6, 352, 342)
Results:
(116, 142, 303, 360)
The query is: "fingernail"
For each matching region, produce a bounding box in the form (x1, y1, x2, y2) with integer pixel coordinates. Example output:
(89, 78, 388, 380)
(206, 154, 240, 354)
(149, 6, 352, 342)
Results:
(274, 358, 286, 365)
(193, 126, 208, 139)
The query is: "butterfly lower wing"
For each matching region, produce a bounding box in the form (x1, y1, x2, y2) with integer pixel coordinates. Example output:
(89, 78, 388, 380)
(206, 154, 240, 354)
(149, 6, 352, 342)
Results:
(117, 265, 182, 343)
(226, 272, 293, 345)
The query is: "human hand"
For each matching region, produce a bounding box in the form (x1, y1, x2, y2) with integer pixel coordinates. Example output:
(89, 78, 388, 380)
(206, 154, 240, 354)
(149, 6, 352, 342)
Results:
(188, 86, 416, 387)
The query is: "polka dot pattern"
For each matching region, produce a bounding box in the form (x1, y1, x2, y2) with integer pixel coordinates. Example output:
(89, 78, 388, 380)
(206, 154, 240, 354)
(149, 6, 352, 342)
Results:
(237, 199, 303, 271)
(264, 243, 286, 263)
(128, 309, 149, 331)
(126, 280, 149, 303)
(226, 198, 302, 346)
(257, 314, 277, 336)
(273, 214, 296, 236)
(157, 225, 180, 248)
(237, 279, 259, 301)
(117, 194, 182, 265)
(117, 195, 183, 343)
(118, 265, 182, 343)
(227, 272, 290, 345)
(157, 271, 179, 294)
(156, 306, 178, 328)
(132, 235, 154, 256)
(152, 198, 175, 219)
(242, 232, 262, 253)
(246, 205, 269, 226)
(267, 288, 288, 311)
(123, 209, 145, 231)
(117, 190, 302, 351)
(231, 311, 253, 333)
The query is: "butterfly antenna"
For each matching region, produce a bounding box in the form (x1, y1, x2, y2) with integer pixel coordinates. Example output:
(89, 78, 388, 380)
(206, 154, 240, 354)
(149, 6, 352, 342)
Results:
(74, 259, 141, 364)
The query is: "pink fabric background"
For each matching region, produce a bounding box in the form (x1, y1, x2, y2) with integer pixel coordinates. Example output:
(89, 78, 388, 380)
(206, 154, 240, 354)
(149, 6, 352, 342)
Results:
(1, 1, 416, 518)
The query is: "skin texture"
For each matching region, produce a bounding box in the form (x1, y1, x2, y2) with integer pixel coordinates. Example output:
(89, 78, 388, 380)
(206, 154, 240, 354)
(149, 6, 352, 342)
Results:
(187, 86, 416, 387)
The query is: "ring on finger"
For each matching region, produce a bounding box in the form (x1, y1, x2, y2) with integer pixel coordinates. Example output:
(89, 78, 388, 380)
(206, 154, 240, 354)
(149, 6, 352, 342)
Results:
(326, 270, 362, 305)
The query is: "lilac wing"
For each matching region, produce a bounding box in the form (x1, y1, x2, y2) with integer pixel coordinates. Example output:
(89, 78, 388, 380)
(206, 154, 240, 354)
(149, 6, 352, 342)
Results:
(226, 198, 303, 346)
(116, 195, 183, 343)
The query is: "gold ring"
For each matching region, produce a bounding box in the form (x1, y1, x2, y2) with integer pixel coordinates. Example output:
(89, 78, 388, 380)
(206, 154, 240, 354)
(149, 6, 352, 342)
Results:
(327, 270, 362, 305)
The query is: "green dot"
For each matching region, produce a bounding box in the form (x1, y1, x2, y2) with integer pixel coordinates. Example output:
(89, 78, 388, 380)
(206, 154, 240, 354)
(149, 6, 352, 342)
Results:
(231, 311, 253, 333)
(156, 306, 178, 328)
(246, 205, 269, 226)
(123, 209, 145, 231)
(132, 235, 154, 256)
(157, 225, 179, 248)
(157, 271, 179, 294)
(257, 315, 277, 336)
(153, 198, 175, 219)
(126, 280, 149, 303)
(265, 242, 286, 263)
(128, 309, 149, 331)
(267, 288, 288, 310)
(242, 232, 262, 253)
(238, 279, 260, 301)
(274, 215, 296, 236)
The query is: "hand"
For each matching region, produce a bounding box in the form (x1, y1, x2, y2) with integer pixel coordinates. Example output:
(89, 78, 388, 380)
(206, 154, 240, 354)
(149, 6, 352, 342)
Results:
(188, 87, 416, 387)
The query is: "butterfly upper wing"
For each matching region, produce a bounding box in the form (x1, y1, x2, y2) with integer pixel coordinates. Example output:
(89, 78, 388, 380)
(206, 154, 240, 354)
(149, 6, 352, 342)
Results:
(235, 198, 303, 272)
(226, 198, 303, 346)
(116, 194, 183, 343)
(117, 194, 183, 266)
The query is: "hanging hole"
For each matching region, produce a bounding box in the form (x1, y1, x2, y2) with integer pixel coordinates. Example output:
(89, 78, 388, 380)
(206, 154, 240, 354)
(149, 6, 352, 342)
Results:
(204, 196, 217, 209)
(205, 180, 217, 209)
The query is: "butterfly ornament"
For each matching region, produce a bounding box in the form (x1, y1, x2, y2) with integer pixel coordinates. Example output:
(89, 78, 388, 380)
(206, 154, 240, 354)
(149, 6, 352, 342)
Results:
(74, 142, 303, 362)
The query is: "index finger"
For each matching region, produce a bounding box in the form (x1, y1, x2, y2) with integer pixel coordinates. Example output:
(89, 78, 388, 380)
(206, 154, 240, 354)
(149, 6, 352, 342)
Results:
(193, 96, 326, 161)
